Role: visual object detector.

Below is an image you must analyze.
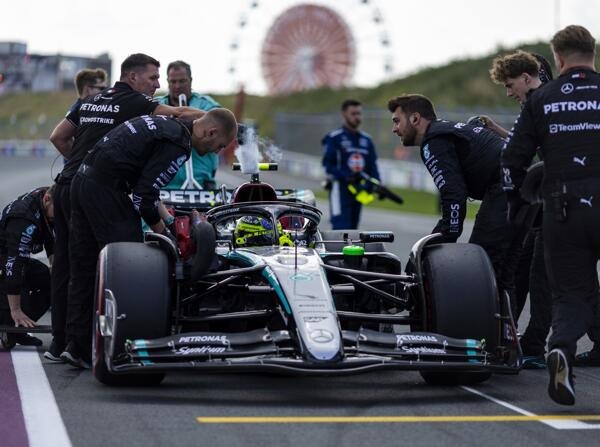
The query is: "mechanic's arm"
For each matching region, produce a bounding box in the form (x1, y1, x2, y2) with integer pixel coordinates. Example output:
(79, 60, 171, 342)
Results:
(7, 295, 35, 327)
(154, 104, 206, 121)
(49, 118, 77, 157)
(423, 139, 468, 242)
(501, 101, 539, 193)
(132, 145, 189, 233)
(322, 137, 347, 181)
(479, 115, 509, 139)
(3, 219, 37, 327)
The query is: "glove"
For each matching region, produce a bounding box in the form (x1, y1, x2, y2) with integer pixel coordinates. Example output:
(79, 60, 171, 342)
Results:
(345, 172, 362, 184)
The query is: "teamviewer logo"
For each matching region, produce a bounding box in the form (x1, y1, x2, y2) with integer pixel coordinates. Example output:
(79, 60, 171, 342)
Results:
(549, 124, 559, 134)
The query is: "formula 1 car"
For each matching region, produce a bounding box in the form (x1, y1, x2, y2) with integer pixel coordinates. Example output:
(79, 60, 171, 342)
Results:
(92, 165, 521, 386)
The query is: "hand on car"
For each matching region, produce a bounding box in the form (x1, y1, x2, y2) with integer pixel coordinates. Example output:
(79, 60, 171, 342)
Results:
(11, 308, 35, 328)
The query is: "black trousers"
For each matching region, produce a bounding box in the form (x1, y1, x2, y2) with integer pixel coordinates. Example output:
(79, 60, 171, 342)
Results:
(544, 198, 600, 360)
(469, 184, 516, 301)
(514, 232, 534, 320)
(519, 229, 553, 356)
(0, 258, 51, 324)
(50, 182, 71, 344)
(66, 174, 143, 352)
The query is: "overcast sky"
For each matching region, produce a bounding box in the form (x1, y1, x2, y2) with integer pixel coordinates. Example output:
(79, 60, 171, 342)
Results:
(2, 0, 599, 95)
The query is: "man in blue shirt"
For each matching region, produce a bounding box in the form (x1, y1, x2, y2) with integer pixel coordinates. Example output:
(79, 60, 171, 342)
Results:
(322, 99, 380, 229)
(156, 60, 221, 189)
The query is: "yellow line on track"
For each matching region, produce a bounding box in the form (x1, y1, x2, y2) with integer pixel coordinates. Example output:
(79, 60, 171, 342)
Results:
(197, 415, 600, 424)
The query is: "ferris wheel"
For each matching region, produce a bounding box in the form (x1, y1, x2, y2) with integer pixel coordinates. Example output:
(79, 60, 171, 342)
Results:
(228, 0, 394, 95)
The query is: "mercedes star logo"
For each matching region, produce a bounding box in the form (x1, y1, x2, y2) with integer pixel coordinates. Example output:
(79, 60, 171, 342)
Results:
(310, 329, 334, 343)
(561, 83, 574, 94)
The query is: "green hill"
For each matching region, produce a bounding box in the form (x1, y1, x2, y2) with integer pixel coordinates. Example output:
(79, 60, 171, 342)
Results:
(0, 42, 556, 139)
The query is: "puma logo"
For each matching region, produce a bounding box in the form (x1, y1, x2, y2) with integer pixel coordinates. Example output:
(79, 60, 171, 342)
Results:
(580, 196, 593, 207)
(573, 156, 587, 166)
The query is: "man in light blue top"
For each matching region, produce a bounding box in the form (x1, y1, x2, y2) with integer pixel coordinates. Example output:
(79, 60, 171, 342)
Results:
(156, 60, 221, 189)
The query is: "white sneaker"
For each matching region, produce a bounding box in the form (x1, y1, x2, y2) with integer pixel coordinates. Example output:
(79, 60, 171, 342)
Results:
(547, 348, 575, 406)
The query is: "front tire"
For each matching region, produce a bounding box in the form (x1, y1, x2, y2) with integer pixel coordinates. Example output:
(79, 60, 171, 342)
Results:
(418, 243, 500, 386)
(93, 242, 170, 386)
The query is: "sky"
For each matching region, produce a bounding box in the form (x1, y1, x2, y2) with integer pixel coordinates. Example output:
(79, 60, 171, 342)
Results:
(1, 0, 600, 95)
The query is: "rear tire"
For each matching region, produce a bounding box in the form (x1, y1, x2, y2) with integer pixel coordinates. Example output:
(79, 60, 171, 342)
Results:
(418, 243, 500, 386)
(93, 242, 170, 386)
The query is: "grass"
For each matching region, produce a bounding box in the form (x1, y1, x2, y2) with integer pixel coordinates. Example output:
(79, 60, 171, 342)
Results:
(0, 41, 564, 140)
(314, 186, 480, 219)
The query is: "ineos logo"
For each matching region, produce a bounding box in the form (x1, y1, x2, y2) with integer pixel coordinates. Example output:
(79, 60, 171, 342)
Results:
(561, 83, 574, 94)
(310, 329, 334, 343)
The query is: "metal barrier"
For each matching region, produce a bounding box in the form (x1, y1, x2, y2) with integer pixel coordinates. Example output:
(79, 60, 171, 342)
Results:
(0, 140, 58, 158)
(274, 107, 518, 160)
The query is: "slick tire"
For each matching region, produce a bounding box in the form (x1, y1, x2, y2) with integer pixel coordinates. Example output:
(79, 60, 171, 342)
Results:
(190, 222, 217, 281)
(93, 242, 170, 386)
(419, 243, 500, 386)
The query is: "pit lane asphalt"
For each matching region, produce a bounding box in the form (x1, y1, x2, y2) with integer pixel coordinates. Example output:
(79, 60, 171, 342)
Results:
(2, 157, 599, 447)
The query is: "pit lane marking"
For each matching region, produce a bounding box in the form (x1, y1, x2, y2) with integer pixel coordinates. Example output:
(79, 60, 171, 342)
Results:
(11, 347, 72, 446)
(462, 386, 600, 430)
(197, 415, 600, 424)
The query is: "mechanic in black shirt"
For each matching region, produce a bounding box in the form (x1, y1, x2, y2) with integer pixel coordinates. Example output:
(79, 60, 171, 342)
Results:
(49, 68, 108, 160)
(388, 94, 515, 303)
(485, 51, 555, 370)
(0, 186, 55, 349)
(502, 25, 600, 405)
(62, 109, 237, 368)
(45, 53, 205, 362)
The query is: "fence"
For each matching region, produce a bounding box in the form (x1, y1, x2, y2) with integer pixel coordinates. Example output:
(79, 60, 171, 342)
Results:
(274, 107, 519, 161)
(1, 106, 519, 193)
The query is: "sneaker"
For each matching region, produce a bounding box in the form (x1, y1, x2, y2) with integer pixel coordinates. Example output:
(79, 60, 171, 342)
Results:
(574, 349, 600, 367)
(522, 354, 546, 370)
(60, 341, 91, 369)
(44, 339, 66, 362)
(15, 333, 43, 347)
(0, 331, 16, 350)
(547, 348, 576, 406)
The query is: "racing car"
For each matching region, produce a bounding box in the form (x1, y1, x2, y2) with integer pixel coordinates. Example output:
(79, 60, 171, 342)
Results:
(92, 164, 521, 386)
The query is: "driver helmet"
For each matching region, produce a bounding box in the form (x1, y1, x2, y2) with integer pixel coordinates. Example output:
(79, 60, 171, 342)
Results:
(234, 216, 294, 247)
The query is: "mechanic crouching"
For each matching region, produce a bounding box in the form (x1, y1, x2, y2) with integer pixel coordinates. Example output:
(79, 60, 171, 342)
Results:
(387, 94, 516, 306)
(0, 186, 55, 349)
(62, 109, 237, 368)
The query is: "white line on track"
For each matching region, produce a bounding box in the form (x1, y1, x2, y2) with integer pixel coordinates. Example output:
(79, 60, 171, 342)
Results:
(462, 386, 600, 430)
(11, 348, 72, 447)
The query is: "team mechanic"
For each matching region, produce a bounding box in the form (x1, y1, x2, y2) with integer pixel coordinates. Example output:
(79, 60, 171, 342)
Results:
(388, 94, 516, 302)
(63, 109, 237, 368)
(322, 99, 381, 230)
(46, 53, 205, 363)
(156, 60, 222, 190)
(0, 187, 55, 349)
(502, 25, 600, 405)
(486, 51, 555, 369)
(50, 67, 108, 162)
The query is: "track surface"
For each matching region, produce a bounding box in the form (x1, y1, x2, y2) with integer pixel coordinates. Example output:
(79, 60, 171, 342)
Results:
(1, 157, 599, 447)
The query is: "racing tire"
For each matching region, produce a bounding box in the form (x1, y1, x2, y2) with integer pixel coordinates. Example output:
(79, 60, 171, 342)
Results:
(319, 230, 386, 252)
(419, 243, 499, 386)
(93, 242, 170, 386)
(190, 222, 217, 281)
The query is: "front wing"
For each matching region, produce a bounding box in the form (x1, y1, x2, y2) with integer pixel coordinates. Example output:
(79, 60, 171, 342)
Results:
(106, 328, 518, 376)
